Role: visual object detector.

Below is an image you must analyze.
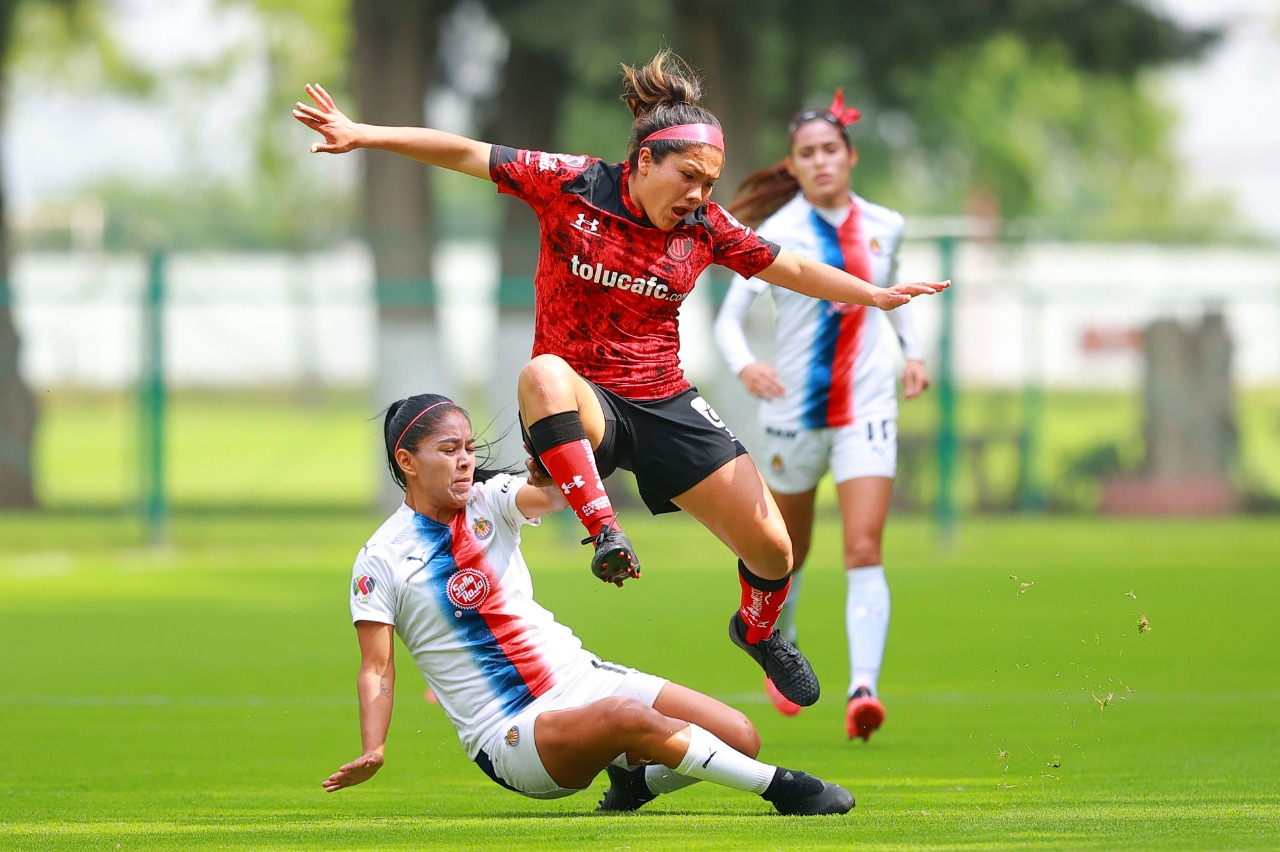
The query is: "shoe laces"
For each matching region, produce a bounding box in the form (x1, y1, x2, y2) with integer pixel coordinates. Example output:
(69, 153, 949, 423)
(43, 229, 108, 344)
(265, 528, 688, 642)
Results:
(760, 632, 804, 667)
(581, 525, 615, 548)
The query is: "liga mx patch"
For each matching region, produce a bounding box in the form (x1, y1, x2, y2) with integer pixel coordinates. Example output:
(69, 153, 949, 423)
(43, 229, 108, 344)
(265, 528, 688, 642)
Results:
(446, 568, 491, 613)
(870, 237, 883, 254)
(771, 454, 784, 472)
(472, 517, 494, 540)
(505, 726, 520, 747)
(352, 575, 376, 601)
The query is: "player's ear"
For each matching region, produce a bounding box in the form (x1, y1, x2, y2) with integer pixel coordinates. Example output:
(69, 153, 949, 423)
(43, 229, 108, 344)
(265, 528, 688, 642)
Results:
(637, 146, 653, 175)
(784, 155, 797, 178)
(395, 447, 416, 479)
(847, 146, 859, 168)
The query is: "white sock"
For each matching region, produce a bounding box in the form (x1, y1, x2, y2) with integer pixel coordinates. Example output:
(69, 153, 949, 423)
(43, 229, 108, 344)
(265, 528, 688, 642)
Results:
(776, 569, 804, 645)
(846, 564, 890, 697)
(671, 724, 775, 794)
(644, 764, 700, 795)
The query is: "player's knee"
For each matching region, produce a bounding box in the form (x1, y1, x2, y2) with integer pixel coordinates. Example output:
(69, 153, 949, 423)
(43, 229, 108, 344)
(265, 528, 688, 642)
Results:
(602, 697, 662, 739)
(519, 354, 571, 387)
(518, 356, 581, 415)
(723, 710, 761, 758)
(844, 535, 882, 569)
(740, 527, 793, 580)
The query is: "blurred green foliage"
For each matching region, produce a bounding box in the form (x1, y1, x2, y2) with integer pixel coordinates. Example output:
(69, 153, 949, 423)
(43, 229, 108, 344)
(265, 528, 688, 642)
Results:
(7, 0, 1243, 251)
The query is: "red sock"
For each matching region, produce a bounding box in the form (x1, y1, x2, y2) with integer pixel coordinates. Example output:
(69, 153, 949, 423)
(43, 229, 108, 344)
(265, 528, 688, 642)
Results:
(739, 562, 791, 644)
(538, 438, 616, 537)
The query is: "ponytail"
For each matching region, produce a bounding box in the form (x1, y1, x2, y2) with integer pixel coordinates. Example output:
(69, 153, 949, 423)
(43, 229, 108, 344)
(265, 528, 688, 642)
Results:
(620, 49, 722, 166)
(727, 162, 799, 229)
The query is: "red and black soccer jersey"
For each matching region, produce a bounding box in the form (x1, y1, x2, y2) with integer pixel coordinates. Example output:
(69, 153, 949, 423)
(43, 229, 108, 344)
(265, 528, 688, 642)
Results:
(490, 146, 780, 400)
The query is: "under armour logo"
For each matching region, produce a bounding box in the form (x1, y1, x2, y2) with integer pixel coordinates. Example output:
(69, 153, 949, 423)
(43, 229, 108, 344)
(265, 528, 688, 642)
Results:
(573, 213, 600, 233)
(561, 475, 585, 494)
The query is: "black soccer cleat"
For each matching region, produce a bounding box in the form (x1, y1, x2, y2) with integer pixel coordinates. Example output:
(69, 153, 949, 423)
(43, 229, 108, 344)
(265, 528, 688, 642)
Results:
(596, 764, 657, 812)
(729, 612, 820, 707)
(761, 767, 855, 816)
(582, 524, 641, 587)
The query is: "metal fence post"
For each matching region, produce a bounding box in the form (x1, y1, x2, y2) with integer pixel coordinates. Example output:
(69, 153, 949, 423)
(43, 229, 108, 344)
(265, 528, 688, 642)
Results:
(935, 236, 958, 544)
(140, 250, 167, 545)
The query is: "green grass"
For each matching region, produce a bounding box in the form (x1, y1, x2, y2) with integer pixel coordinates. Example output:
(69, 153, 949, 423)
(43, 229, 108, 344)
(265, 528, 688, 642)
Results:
(29, 386, 1280, 513)
(33, 389, 379, 509)
(2, 509, 1277, 849)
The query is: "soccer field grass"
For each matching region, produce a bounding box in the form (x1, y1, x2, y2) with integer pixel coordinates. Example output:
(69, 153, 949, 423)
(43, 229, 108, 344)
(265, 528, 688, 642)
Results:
(1, 510, 1277, 849)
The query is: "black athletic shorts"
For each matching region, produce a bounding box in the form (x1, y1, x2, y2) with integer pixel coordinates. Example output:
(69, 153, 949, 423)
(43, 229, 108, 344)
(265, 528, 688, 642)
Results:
(523, 383, 748, 515)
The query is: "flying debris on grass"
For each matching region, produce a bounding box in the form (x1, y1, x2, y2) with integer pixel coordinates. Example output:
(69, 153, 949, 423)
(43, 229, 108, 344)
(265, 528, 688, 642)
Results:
(1009, 575, 1035, 595)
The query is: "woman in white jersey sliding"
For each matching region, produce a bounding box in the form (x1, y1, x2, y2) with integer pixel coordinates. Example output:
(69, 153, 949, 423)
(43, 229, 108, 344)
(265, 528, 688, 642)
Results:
(713, 91, 931, 742)
(324, 393, 854, 815)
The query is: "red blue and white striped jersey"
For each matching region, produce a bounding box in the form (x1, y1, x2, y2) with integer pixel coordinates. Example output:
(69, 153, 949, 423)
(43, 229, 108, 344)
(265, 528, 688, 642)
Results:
(349, 474, 592, 759)
(724, 192, 906, 430)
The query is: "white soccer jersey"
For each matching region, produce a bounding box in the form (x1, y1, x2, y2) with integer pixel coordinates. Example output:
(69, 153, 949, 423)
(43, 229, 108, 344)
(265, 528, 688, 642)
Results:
(718, 191, 912, 431)
(348, 474, 595, 760)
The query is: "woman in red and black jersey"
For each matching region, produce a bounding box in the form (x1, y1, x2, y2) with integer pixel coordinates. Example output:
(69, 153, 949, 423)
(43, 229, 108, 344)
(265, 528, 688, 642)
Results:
(293, 50, 948, 709)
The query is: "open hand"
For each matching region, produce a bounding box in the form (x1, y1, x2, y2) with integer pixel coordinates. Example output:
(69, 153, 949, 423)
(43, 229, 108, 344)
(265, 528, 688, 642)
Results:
(873, 280, 951, 311)
(321, 752, 384, 792)
(902, 359, 930, 399)
(739, 362, 786, 401)
(292, 83, 362, 154)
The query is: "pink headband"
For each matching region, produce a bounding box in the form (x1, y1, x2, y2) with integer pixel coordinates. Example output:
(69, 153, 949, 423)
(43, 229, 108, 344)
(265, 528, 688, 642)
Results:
(640, 123, 725, 152)
(393, 400, 453, 454)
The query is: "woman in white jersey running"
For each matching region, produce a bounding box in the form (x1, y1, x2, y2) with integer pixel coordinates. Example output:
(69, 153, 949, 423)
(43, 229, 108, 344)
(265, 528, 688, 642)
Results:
(713, 91, 930, 742)
(325, 392, 854, 815)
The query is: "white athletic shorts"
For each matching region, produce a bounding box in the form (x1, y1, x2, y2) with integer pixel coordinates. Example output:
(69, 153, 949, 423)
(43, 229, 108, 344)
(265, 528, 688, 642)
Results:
(473, 658, 667, 799)
(759, 418, 898, 494)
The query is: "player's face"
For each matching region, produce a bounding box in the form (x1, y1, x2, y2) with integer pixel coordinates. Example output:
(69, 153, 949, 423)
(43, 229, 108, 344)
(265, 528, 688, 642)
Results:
(786, 119, 856, 209)
(413, 411, 476, 514)
(633, 144, 723, 230)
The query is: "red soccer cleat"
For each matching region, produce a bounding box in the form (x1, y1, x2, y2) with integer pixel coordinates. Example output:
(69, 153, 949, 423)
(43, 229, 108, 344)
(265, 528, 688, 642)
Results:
(765, 676, 803, 716)
(845, 687, 885, 741)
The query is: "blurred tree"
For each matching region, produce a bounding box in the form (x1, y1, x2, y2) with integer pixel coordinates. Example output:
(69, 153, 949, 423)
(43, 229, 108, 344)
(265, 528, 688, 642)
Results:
(224, 0, 354, 252)
(1, 0, 156, 509)
(0, 1, 34, 508)
(732, 0, 1222, 237)
(469, 0, 1220, 240)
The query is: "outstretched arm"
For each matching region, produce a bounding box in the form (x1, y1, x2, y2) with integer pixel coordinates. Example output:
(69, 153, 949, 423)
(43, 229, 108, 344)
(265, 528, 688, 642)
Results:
(293, 83, 493, 181)
(756, 248, 949, 311)
(322, 620, 396, 792)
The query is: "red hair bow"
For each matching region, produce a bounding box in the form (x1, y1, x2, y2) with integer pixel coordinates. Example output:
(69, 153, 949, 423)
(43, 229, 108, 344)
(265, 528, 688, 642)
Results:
(828, 88, 861, 126)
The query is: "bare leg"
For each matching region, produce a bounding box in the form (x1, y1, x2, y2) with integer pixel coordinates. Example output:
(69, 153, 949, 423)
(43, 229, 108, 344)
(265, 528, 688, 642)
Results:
(835, 476, 892, 570)
(517, 354, 608, 448)
(673, 454, 792, 580)
(534, 694, 767, 792)
(651, 682, 760, 758)
(770, 488, 818, 571)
